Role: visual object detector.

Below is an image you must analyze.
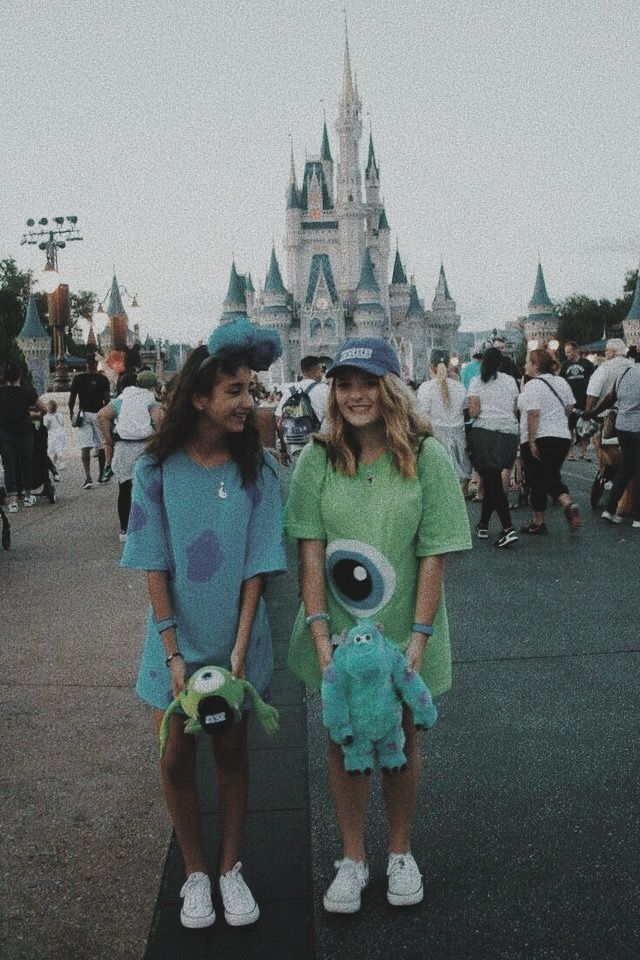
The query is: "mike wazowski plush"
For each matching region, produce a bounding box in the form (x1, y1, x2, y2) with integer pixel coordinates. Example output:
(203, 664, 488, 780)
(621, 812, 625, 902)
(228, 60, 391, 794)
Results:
(159, 665, 279, 756)
(321, 619, 437, 775)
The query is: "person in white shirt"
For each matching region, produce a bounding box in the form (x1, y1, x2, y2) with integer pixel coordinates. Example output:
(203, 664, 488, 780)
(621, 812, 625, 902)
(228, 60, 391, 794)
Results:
(518, 349, 581, 535)
(416, 352, 471, 496)
(466, 348, 520, 547)
(275, 356, 329, 464)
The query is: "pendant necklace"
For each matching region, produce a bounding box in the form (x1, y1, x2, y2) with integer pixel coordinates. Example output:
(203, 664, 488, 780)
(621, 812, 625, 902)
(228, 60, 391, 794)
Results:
(217, 461, 229, 499)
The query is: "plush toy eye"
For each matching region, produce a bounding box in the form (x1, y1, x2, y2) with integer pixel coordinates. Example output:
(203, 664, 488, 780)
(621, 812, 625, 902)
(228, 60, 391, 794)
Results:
(192, 667, 226, 694)
(326, 539, 396, 617)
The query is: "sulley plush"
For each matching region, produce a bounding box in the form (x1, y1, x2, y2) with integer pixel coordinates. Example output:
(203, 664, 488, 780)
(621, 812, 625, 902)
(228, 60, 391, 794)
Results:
(321, 619, 437, 774)
(159, 665, 279, 756)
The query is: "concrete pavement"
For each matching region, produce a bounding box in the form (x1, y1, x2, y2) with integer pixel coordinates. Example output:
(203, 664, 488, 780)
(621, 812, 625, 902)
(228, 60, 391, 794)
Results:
(2, 428, 639, 959)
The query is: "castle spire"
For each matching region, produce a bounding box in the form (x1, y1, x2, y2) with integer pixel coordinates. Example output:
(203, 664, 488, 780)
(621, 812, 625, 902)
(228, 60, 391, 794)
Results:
(341, 17, 355, 106)
(321, 119, 332, 163)
(626, 271, 640, 321)
(18, 293, 49, 340)
(365, 132, 379, 180)
(391, 248, 408, 286)
(106, 273, 126, 319)
(435, 263, 452, 302)
(356, 247, 380, 294)
(265, 246, 287, 296)
(529, 261, 553, 310)
(221, 260, 248, 321)
(287, 142, 301, 208)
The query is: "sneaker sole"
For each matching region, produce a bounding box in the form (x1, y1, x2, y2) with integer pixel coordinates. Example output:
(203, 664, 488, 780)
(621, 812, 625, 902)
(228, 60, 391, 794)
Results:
(323, 894, 362, 914)
(180, 908, 216, 929)
(387, 883, 424, 907)
(224, 903, 260, 926)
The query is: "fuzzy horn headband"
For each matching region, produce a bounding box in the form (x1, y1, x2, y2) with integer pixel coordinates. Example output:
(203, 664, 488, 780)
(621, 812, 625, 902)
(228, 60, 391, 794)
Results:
(205, 318, 283, 372)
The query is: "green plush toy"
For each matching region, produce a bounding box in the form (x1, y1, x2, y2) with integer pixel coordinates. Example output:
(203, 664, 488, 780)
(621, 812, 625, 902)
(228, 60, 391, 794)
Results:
(159, 665, 279, 756)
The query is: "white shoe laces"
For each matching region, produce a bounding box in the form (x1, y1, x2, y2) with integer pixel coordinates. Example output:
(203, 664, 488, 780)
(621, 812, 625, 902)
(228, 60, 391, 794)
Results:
(180, 872, 211, 912)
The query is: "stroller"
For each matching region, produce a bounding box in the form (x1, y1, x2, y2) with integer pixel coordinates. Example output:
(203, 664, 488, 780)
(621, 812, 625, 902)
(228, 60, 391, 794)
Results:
(575, 415, 620, 509)
(30, 417, 56, 505)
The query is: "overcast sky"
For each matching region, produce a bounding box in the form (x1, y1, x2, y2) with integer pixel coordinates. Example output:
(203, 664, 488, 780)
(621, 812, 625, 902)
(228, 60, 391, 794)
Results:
(2, 0, 638, 345)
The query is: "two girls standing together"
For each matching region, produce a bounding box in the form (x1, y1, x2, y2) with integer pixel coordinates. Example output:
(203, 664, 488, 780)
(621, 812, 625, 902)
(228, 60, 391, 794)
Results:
(122, 328, 471, 930)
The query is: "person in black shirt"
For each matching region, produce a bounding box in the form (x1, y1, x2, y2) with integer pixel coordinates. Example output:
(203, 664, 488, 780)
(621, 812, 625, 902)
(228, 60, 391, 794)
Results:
(0, 361, 47, 511)
(559, 341, 595, 460)
(68, 355, 111, 488)
(492, 336, 522, 382)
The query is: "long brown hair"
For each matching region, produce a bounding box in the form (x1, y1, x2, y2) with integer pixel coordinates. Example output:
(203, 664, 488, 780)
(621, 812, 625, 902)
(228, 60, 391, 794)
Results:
(318, 372, 432, 478)
(529, 348, 558, 375)
(146, 345, 263, 487)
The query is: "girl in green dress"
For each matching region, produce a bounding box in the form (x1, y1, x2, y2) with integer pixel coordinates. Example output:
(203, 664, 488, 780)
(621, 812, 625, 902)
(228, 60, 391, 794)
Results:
(284, 336, 471, 914)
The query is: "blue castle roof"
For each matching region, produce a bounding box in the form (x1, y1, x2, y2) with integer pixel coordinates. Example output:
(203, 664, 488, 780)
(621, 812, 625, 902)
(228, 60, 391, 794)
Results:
(365, 134, 379, 179)
(300, 161, 333, 211)
(106, 274, 126, 318)
(378, 208, 389, 231)
(265, 248, 287, 296)
(391, 249, 407, 286)
(407, 282, 426, 319)
(19, 294, 49, 340)
(357, 247, 380, 293)
(321, 121, 332, 163)
(627, 274, 640, 321)
(529, 262, 553, 310)
(306, 254, 339, 305)
(224, 261, 246, 307)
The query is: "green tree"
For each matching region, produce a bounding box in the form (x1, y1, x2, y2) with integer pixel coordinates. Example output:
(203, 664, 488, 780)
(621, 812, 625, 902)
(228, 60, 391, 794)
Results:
(556, 269, 637, 345)
(0, 258, 34, 381)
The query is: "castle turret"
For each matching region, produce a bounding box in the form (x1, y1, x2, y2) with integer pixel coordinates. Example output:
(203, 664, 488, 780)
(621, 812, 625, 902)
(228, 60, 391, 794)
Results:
(285, 144, 303, 300)
(260, 247, 291, 384)
(352, 247, 386, 334)
(389, 246, 410, 330)
(17, 294, 51, 394)
(336, 27, 365, 291)
(221, 261, 248, 323)
(321, 119, 334, 206)
(429, 263, 461, 359)
(524, 261, 557, 345)
(365, 133, 380, 210)
(623, 271, 640, 346)
(106, 273, 129, 352)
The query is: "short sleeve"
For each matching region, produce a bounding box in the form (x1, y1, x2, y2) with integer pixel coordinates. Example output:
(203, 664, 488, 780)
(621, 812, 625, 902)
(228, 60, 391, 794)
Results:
(416, 438, 473, 556)
(586, 366, 604, 397)
(518, 381, 539, 414)
(120, 455, 171, 571)
(466, 376, 480, 398)
(111, 397, 122, 417)
(243, 454, 287, 580)
(283, 441, 328, 541)
(416, 382, 432, 416)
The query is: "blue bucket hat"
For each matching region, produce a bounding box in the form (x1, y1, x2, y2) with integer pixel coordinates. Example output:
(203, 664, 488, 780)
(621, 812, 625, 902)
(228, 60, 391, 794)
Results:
(325, 337, 401, 378)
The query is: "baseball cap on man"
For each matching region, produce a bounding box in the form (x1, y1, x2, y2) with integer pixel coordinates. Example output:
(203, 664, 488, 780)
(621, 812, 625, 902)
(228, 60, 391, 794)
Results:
(137, 369, 158, 389)
(325, 337, 401, 378)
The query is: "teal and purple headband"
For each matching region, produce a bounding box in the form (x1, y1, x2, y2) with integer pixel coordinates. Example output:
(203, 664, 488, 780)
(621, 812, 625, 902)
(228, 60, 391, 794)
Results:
(200, 319, 283, 373)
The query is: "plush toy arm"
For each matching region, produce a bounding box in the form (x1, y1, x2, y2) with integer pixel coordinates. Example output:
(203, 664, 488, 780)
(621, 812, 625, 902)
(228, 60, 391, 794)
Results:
(241, 679, 280, 735)
(159, 699, 182, 757)
(391, 647, 438, 729)
(321, 662, 354, 745)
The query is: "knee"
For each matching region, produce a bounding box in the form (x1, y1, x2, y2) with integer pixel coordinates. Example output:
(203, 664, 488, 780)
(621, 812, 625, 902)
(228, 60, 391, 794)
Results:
(161, 746, 196, 788)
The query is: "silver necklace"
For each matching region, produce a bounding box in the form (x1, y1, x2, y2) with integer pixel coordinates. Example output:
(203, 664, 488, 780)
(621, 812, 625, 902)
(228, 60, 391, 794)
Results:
(217, 461, 230, 499)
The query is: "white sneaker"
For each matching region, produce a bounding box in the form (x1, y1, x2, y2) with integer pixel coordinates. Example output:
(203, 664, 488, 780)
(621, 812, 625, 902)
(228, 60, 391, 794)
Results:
(323, 858, 369, 914)
(632, 521, 640, 529)
(219, 862, 259, 926)
(119, 531, 127, 543)
(601, 510, 623, 524)
(7, 502, 19, 514)
(387, 852, 424, 906)
(22, 495, 36, 507)
(180, 872, 215, 929)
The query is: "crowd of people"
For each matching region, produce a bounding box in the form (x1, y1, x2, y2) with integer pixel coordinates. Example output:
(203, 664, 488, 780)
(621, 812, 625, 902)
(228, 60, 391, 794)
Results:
(2, 324, 638, 929)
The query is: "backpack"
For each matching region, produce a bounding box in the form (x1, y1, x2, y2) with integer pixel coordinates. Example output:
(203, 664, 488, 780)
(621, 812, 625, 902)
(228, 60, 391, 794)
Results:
(280, 382, 321, 445)
(116, 387, 155, 441)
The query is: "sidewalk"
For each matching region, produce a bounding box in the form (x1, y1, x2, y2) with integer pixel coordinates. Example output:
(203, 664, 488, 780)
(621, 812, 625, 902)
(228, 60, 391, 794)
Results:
(3, 444, 639, 959)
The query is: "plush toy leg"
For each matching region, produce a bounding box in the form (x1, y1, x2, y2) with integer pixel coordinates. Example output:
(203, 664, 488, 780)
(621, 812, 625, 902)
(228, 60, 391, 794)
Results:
(342, 735, 375, 775)
(377, 723, 407, 773)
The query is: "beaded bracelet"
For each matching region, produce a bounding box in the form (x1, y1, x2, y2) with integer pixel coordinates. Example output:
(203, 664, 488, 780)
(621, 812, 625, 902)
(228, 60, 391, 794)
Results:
(411, 622, 434, 637)
(155, 617, 177, 634)
(305, 612, 330, 626)
(165, 651, 184, 667)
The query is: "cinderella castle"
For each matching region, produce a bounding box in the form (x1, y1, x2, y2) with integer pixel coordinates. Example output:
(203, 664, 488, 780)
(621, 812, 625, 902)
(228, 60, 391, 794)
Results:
(221, 31, 461, 385)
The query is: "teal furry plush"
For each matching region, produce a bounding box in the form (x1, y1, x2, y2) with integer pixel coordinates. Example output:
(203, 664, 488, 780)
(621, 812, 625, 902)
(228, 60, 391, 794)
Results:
(208, 319, 282, 372)
(159, 665, 279, 756)
(321, 620, 437, 774)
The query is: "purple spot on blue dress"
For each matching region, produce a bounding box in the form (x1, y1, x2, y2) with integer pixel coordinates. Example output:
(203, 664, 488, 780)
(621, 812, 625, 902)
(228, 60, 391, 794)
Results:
(404, 668, 414, 684)
(246, 483, 262, 508)
(324, 666, 337, 683)
(147, 478, 163, 504)
(388, 741, 398, 751)
(186, 529, 224, 582)
(128, 502, 148, 532)
(418, 691, 429, 707)
(149, 669, 158, 679)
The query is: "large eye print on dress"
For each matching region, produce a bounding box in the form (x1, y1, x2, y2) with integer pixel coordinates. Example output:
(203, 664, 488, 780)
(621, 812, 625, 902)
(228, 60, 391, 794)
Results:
(325, 539, 396, 617)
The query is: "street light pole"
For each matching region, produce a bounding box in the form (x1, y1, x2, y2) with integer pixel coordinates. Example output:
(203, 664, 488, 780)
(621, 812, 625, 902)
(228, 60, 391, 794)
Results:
(20, 216, 83, 391)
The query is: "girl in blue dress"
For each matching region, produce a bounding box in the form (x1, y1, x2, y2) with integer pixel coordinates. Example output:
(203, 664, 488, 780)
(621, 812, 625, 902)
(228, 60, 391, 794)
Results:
(122, 321, 286, 930)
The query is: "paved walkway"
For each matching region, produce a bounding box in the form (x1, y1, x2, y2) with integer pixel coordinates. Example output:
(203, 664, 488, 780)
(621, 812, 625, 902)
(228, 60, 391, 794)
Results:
(3, 428, 639, 959)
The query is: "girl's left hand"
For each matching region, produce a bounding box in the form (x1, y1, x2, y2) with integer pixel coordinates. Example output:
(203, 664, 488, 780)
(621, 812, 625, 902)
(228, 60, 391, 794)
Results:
(230, 645, 246, 679)
(405, 635, 427, 672)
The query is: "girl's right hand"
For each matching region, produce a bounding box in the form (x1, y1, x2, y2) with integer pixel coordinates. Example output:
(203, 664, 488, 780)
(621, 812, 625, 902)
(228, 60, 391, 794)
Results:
(169, 658, 188, 698)
(315, 638, 333, 671)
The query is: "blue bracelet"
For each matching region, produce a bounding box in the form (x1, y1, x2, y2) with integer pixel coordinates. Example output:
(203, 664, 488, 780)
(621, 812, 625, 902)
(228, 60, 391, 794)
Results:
(155, 617, 177, 634)
(411, 622, 434, 637)
(305, 612, 330, 626)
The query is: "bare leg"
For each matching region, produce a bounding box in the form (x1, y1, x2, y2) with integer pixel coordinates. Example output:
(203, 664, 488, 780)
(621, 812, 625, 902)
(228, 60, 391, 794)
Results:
(80, 448, 92, 482)
(213, 715, 250, 874)
(155, 711, 207, 875)
(328, 737, 370, 861)
(381, 708, 422, 854)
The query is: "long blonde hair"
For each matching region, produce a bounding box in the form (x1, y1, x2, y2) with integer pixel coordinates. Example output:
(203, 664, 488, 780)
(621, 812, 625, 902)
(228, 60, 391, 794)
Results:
(318, 373, 432, 478)
(433, 362, 450, 405)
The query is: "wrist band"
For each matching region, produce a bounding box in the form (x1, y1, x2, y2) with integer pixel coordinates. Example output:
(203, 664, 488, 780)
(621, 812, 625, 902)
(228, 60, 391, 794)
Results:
(155, 617, 177, 634)
(165, 651, 183, 667)
(305, 612, 330, 626)
(411, 622, 434, 637)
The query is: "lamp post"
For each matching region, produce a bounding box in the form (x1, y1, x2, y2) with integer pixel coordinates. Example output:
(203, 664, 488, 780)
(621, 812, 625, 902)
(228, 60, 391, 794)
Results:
(20, 216, 83, 391)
